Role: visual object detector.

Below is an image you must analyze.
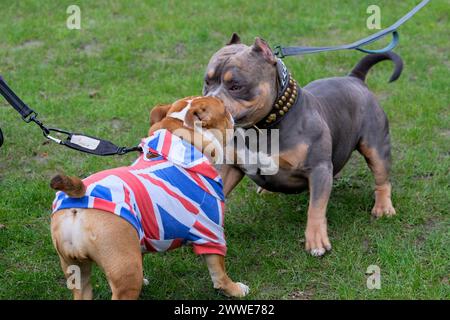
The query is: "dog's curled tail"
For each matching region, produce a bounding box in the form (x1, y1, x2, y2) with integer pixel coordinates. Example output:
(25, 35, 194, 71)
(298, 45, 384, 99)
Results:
(50, 174, 86, 198)
(349, 52, 403, 83)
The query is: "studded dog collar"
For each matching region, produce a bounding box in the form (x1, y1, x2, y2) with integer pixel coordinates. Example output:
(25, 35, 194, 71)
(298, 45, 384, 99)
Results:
(255, 59, 301, 129)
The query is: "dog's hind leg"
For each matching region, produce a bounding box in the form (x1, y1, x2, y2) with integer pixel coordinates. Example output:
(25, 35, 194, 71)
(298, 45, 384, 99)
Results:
(89, 213, 143, 300)
(357, 105, 396, 218)
(59, 257, 93, 300)
(103, 255, 143, 300)
(51, 209, 93, 300)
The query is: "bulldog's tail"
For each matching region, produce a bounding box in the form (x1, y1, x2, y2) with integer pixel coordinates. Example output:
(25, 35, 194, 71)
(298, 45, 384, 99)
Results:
(349, 52, 403, 83)
(50, 174, 86, 198)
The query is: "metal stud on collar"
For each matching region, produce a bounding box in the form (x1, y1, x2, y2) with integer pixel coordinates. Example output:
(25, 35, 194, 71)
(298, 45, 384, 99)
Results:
(261, 73, 299, 126)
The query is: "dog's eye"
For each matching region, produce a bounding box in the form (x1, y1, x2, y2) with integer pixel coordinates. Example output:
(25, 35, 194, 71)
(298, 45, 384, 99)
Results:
(229, 84, 242, 92)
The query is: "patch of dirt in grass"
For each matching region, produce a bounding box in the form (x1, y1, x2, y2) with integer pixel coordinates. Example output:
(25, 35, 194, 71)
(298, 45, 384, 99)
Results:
(88, 90, 99, 99)
(440, 129, 450, 138)
(377, 91, 392, 102)
(288, 288, 315, 300)
(413, 172, 434, 180)
(14, 40, 44, 50)
(174, 43, 186, 57)
(414, 216, 441, 246)
(362, 237, 371, 253)
(80, 40, 103, 57)
(111, 117, 124, 130)
(32, 152, 49, 164)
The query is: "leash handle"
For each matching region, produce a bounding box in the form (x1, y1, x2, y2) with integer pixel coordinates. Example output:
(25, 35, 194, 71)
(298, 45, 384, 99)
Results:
(43, 127, 142, 156)
(355, 31, 399, 54)
(0, 76, 141, 156)
(274, 0, 430, 57)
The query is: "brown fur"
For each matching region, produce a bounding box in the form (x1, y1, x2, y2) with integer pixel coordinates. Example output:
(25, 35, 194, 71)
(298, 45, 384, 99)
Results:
(50, 96, 248, 300)
(50, 174, 85, 198)
(149, 96, 234, 163)
(278, 143, 309, 169)
(358, 142, 395, 217)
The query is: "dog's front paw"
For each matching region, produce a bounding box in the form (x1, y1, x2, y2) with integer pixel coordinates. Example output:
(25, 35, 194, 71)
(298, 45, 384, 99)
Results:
(305, 219, 332, 257)
(371, 201, 396, 218)
(221, 282, 250, 298)
(256, 186, 272, 195)
(236, 282, 250, 297)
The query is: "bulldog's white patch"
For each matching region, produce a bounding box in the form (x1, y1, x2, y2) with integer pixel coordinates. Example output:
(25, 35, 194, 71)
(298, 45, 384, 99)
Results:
(168, 101, 192, 123)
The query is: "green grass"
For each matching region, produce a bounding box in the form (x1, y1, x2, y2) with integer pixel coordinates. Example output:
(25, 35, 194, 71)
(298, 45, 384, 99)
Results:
(0, 0, 449, 299)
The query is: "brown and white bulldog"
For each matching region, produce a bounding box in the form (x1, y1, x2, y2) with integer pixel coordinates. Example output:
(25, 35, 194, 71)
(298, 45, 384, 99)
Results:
(203, 33, 401, 256)
(50, 96, 249, 299)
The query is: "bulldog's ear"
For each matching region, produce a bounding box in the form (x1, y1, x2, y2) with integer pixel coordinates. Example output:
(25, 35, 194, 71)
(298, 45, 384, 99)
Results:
(227, 32, 241, 45)
(149, 104, 172, 126)
(252, 37, 277, 65)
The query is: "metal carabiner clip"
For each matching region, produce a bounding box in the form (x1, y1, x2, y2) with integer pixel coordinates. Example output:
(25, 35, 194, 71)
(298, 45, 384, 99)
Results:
(43, 127, 72, 145)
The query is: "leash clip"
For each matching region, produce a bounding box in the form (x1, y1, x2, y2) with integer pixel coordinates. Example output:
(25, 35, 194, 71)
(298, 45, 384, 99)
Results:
(43, 127, 70, 145)
(273, 45, 285, 59)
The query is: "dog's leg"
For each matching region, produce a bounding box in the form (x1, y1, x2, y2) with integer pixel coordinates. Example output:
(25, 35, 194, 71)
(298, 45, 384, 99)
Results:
(220, 165, 244, 197)
(305, 163, 333, 256)
(100, 253, 143, 300)
(96, 237, 143, 300)
(59, 257, 93, 300)
(204, 254, 249, 297)
(358, 140, 396, 218)
(81, 210, 143, 300)
(256, 186, 272, 195)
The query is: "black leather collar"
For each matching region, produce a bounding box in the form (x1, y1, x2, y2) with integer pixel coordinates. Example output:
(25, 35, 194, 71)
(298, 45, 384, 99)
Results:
(255, 59, 301, 129)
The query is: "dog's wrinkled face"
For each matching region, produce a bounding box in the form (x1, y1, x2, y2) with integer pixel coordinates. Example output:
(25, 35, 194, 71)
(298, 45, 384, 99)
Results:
(202, 33, 278, 128)
(149, 96, 233, 135)
(148, 97, 234, 164)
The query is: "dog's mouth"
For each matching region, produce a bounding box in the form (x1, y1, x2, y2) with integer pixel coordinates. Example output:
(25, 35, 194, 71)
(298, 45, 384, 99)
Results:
(224, 107, 254, 128)
(230, 109, 266, 129)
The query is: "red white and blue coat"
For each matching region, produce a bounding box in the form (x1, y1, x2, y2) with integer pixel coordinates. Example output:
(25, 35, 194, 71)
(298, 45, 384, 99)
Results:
(52, 129, 226, 256)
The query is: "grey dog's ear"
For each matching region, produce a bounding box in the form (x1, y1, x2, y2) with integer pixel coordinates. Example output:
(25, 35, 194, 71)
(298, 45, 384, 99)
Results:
(227, 32, 241, 45)
(252, 37, 277, 65)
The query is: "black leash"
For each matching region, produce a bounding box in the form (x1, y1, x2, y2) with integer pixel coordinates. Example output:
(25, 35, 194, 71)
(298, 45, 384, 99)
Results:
(0, 76, 141, 156)
(274, 0, 430, 58)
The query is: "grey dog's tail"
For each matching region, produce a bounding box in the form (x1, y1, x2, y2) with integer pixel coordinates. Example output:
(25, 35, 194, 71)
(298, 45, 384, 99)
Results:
(349, 52, 403, 83)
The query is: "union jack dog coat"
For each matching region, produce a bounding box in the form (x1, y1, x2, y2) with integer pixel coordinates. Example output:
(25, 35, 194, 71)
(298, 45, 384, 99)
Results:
(52, 129, 226, 256)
